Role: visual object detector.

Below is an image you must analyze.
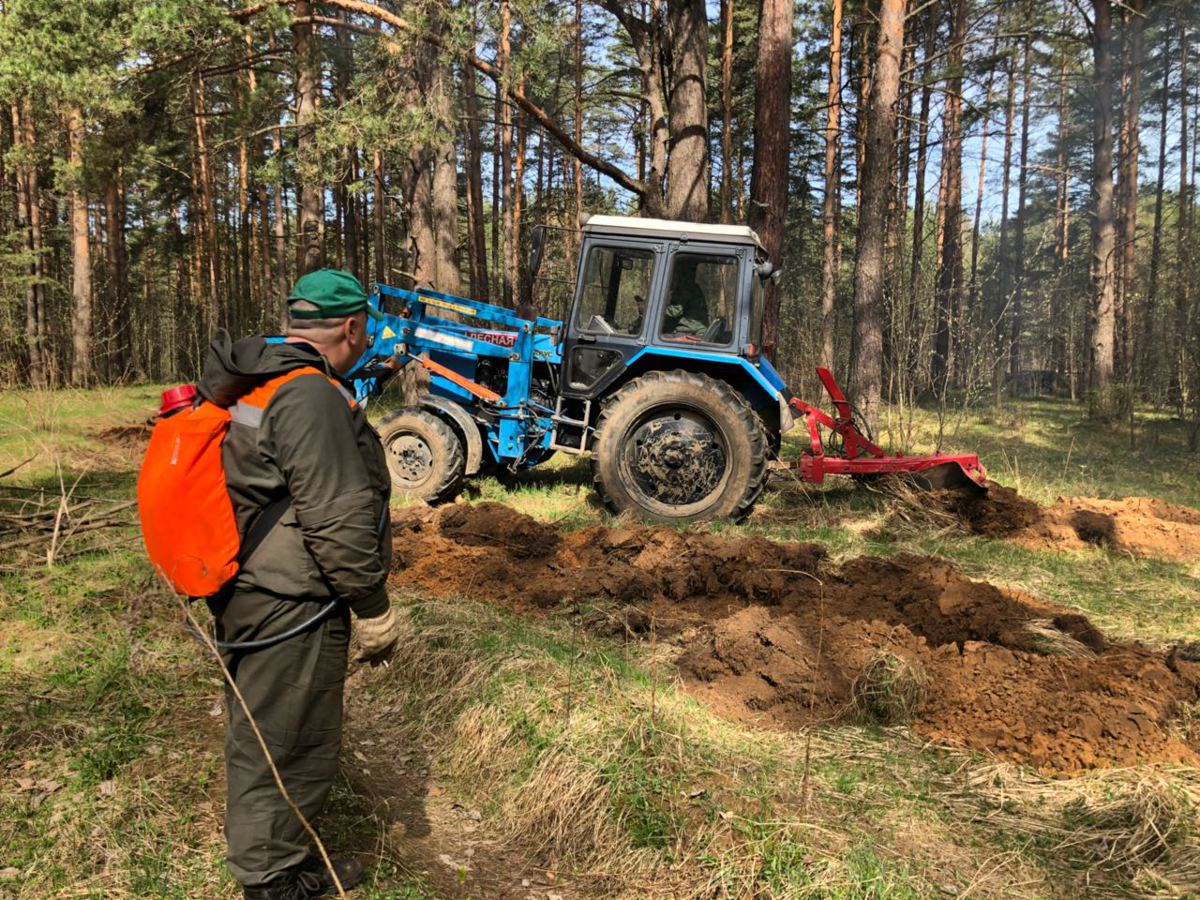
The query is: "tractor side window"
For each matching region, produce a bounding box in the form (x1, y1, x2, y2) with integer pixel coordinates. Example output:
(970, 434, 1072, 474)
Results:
(659, 253, 737, 346)
(748, 275, 764, 349)
(575, 245, 655, 336)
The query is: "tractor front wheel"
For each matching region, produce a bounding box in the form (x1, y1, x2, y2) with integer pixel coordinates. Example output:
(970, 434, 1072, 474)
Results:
(591, 370, 767, 523)
(377, 408, 465, 504)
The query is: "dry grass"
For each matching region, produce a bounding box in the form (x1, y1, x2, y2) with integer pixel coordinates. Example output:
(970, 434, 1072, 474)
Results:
(851, 652, 929, 724)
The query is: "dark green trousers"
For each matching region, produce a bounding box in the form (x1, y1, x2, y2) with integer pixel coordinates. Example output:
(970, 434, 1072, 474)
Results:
(211, 590, 350, 887)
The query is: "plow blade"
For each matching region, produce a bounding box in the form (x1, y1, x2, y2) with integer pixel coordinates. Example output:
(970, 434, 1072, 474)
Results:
(901, 460, 988, 494)
(784, 367, 989, 494)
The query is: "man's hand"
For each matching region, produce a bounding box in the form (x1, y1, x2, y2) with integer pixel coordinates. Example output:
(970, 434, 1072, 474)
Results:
(355, 607, 400, 666)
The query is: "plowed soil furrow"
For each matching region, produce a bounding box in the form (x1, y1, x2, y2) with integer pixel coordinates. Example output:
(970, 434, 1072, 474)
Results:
(926, 485, 1200, 563)
(390, 502, 1200, 775)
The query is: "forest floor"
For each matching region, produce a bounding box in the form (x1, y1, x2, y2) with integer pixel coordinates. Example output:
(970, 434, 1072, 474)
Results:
(2, 385, 1200, 898)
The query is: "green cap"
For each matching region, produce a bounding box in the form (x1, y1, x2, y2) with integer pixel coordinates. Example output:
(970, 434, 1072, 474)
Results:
(287, 269, 383, 321)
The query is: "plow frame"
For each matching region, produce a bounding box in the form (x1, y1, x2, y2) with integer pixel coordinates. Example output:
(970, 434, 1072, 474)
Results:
(782, 368, 987, 488)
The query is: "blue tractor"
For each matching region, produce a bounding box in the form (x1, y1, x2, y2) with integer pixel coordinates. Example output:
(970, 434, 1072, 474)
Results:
(349, 214, 986, 523)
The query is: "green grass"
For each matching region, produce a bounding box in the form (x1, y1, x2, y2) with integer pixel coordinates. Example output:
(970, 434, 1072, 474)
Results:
(2, 386, 1200, 897)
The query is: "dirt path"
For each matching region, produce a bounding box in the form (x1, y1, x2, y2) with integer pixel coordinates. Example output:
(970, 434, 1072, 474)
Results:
(390, 503, 1200, 775)
(343, 702, 579, 899)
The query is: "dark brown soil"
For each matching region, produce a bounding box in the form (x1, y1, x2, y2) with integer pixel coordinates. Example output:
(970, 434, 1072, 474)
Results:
(922, 486, 1200, 564)
(390, 502, 1200, 775)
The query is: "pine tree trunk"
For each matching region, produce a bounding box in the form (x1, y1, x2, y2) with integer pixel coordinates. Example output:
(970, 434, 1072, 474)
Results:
(431, 59, 462, 295)
(849, 0, 904, 422)
(1010, 5, 1033, 386)
(1175, 19, 1190, 415)
(191, 74, 220, 330)
(105, 172, 129, 379)
(1116, 0, 1144, 391)
(994, 52, 1017, 401)
(969, 66, 995, 320)
(68, 106, 93, 386)
(664, 0, 710, 221)
(512, 97, 529, 309)
(293, 0, 323, 275)
(931, 0, 965, 397)
(574, 0, 584, 227)
(1051, 51, 1072, 394)
(1145, 28, 1171, 394)
(11, 99, 45, 387)
(373, 149, 386, 285)
(464, 13, 490, 301)
(719, 0, 735, 224)
(907, 11, 936, 371)
(748, 0, 793, 354)
(1089, 0, 1117, 414)
(499, 0, 514, 305)
(820, 0, 844, 371)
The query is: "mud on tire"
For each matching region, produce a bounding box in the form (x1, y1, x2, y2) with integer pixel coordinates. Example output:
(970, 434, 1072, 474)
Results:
(377, 408, 465, 504)
(591, 370, 768, 523)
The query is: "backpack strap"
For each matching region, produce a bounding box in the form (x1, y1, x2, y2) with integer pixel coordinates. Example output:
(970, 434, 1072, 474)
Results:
(226, 365, 357, 565)
(237, 494, 291, 565)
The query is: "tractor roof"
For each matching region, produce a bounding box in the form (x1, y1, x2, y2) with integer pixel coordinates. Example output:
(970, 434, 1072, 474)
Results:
(582, 214, 765, 251)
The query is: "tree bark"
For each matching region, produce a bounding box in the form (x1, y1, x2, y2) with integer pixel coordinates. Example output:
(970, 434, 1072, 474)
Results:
(293, 0, 323, 274)
(1115, 0, 1144, 389)
(68, 106, 93, 386)
(105, 172, 129, 379)
(499, 0, 514, 304)
(969, 66, 995, 321)
(464, 14, 490, 301)
(748, 0, 793, 353)
(373, 148, 386, 285)
(931, 0, 965, 397)
(664, 0, 710, 221)
(1145, 27, 1171, 392)
(719, 0, 735, 224)
(1175, 18, 1190, 413)
(11, 99, 45, 387)
(907, 10, 936, 370)
(994, 50, 1016, 400)
(820, 0, 844, 371)
(1088, 0, 1117, 413)
(1010, 2, 1033, 385)
(849, 0, 904, 422)
(575, 0, 586, 225)
(1051, 51, 1072, 394)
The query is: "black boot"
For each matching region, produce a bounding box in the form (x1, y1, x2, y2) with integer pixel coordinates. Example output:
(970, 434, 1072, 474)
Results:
(298, 854, 366, 895)
(242, 869, 326, 900)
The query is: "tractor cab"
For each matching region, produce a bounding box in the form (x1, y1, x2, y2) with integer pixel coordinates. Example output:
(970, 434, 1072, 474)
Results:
(558, 215, 772, 401)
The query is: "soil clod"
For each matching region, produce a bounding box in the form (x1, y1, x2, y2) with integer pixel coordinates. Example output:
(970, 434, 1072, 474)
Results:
(390, 501, 1200, 774)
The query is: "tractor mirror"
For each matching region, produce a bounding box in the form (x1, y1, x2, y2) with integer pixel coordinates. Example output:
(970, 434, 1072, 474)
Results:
(529, 225, 546, 281)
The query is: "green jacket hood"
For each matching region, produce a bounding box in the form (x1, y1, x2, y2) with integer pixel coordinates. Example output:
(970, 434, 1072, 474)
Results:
(198, 329, 332, 408)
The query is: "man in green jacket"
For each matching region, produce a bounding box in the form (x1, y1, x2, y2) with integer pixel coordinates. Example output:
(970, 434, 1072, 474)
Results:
(199, 269, 400, 899)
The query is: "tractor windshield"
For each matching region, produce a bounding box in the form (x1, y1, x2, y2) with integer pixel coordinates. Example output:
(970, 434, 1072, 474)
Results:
(575, 245, 655, 336)
(659, 252, 737, 346)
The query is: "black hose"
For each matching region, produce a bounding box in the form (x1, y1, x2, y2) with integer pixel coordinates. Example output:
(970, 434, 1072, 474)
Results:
(188, 599, 340, 653)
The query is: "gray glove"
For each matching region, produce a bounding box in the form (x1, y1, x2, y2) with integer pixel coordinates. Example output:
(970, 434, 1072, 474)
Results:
(355, 606, 400, 666)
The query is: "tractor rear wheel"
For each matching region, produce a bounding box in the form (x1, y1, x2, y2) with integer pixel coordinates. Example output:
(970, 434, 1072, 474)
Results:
(377, 408, 465, 504)
(591, 370, 767, 523)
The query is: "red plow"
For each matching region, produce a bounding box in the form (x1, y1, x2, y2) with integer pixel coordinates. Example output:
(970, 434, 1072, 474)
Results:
(782, 368, 988, 493)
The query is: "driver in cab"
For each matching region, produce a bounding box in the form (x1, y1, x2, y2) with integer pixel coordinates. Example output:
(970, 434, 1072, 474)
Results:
(662, 257, 711, 342)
